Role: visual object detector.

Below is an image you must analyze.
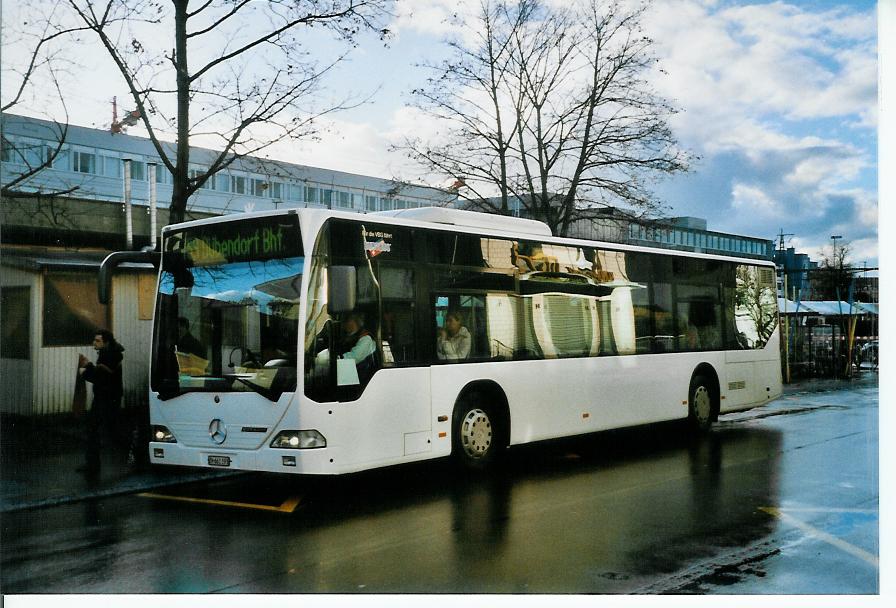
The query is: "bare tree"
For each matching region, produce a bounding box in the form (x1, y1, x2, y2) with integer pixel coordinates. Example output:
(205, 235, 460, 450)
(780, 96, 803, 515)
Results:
(814, 239, 853, 301)
(399, 0, 690, 236)
(67, 0, 392, 227)
(1, 1, 88, 198)
(401, 1, 524, 215)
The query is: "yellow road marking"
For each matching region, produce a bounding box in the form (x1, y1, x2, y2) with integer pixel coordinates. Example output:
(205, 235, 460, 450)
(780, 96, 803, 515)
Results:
(760, 507, 879, 568)
(278, 496, 302, 512)
(139, 492, 302, 513)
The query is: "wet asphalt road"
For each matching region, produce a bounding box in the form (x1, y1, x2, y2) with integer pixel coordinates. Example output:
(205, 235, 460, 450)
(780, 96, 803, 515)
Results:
(1, 382, 878, 594)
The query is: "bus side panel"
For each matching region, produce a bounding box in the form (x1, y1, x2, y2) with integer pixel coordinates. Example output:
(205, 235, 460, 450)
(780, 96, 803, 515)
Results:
(721, 329, 782, 413)
(506, 354, 709, 441)
(430, 355, 703, 448)
(322, 367, 434, 472)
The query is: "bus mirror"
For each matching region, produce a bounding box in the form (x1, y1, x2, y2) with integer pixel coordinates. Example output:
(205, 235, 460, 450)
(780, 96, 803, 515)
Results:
(328, 266, 357, 314)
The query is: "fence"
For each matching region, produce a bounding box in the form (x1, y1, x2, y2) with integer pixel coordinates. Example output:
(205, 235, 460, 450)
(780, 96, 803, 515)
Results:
(782, 321, 878, 380)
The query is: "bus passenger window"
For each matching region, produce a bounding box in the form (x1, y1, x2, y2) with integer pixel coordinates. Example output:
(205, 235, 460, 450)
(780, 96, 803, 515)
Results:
(380, 266, 416, 364)
(433, 295, 486, 362)
(437, 310, 471, 361)
(381, 304, 416, 363)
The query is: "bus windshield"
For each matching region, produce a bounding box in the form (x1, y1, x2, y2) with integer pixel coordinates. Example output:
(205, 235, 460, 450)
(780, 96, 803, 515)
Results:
(151, 215, 303, 401)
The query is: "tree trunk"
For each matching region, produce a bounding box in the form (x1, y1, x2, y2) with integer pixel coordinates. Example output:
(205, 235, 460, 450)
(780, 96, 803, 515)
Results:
(170, 0, 191, 225)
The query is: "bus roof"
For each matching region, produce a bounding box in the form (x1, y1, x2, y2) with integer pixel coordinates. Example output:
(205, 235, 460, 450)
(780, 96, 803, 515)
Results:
(163, 207, 775, 267)
(374, 207, 553, 237)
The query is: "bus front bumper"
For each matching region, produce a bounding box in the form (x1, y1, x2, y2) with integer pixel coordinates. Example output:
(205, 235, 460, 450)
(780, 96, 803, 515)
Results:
(148, 442, 335, 474)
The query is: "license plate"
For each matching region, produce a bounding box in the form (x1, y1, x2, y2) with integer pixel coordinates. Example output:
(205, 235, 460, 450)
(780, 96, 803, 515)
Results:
(208, 455, 231, 467)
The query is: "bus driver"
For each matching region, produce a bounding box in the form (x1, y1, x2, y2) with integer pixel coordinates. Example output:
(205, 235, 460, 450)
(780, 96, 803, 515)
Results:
(339, 313, 376, 380)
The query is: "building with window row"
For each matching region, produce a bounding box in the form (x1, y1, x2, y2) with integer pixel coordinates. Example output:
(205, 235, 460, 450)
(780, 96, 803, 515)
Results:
(1, 113, 452, 221)
(487, 196, 774, 261)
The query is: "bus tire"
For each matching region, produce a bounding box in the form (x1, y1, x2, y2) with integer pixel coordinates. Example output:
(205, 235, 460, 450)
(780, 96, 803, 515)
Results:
(688, 374, 715, 433)
(452, 395, 504, 470)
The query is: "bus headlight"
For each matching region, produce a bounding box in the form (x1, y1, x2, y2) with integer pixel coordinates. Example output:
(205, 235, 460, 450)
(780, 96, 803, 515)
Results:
(152, 425, 177, 443)
(271, 430, 327, 449)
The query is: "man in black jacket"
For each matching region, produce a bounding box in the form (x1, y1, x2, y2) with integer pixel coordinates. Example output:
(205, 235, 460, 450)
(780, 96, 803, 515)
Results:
(78, 329, 124, 474)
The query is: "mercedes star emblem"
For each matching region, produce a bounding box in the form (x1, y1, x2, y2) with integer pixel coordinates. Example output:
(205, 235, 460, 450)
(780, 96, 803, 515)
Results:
(209, 418, 227, 444)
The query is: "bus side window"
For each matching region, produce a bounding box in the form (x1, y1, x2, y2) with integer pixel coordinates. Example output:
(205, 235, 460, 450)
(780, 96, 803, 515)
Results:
(433, 294, 485, 362)
(380, 266, 417, 365)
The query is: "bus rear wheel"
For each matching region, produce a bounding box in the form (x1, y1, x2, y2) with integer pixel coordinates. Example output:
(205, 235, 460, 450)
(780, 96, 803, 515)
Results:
(688, 375, 715, 433)
(452, 398, 504, 470)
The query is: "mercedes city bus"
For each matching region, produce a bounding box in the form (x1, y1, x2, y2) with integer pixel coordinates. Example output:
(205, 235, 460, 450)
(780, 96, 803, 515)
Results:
(139, 207, 781, 473)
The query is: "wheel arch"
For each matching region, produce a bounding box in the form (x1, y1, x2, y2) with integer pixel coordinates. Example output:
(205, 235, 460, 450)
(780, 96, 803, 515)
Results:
(454, 379, 511, 448)
(691, 362, 721, 421)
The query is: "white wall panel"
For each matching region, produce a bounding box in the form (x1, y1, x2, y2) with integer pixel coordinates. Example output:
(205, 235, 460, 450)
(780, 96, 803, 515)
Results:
(2, 267, 154, 415)
(34, 346, 82, 415)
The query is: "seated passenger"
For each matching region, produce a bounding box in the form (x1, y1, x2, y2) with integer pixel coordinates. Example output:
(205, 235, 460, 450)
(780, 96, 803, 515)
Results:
(339, 313, 376, 376)
(437, 310, 472, 361)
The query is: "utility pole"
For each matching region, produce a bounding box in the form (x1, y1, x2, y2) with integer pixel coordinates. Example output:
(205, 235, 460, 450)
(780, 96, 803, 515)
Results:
(776, 229, 794, 383)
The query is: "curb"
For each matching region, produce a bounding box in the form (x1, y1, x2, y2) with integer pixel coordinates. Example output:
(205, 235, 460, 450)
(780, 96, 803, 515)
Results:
(782, 373, 877, 396)
(1, 469, 243, 514)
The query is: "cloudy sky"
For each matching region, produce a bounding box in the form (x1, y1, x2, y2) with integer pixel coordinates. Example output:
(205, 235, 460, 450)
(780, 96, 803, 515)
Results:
(356, 0, 879, 267)
(3, 0, 880, 268)
(323, 0, 880, 268)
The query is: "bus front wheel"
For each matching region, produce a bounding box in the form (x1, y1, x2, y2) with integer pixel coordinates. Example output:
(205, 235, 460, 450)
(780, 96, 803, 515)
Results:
(688, 375, 715, 433)
(452, 397, 504, 470)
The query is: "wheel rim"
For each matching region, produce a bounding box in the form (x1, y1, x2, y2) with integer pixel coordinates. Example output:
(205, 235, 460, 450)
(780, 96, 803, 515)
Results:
(460, 408, 492, 459)
(693, 385, 711, 422)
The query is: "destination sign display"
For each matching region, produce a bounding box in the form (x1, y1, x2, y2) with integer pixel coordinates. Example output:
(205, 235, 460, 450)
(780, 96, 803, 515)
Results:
(165, 215, 302, 266)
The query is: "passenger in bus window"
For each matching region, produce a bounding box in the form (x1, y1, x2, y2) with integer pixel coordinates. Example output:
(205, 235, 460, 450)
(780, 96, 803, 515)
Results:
(339, 313, 376, 373)
(685, 320, 700, 350)
(437, 310, 471, 361)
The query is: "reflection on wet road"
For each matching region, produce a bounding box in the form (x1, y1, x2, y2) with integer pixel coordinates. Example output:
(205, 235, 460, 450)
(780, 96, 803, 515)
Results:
(1, 384, 878, 594)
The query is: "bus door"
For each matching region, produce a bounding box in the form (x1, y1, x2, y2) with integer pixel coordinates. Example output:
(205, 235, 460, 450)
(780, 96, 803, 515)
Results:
(308, 219, 433, 464)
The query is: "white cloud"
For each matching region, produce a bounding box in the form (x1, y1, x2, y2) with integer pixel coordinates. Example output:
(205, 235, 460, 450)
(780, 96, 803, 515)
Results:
(847, 238, 879, 266)
(257, 106, 451, 185)
(643, 0, 877, 264)
(271, 117, 403, 178)
(795, 43, 878, 125)
(731, 182, 780, 217)
(784, 145, 867, 188)
(838, 188, 879, 230)
(646, 0, 877, 129)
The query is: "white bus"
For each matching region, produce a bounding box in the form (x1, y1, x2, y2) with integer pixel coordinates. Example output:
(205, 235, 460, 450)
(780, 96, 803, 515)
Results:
(143, 207, 781, 473)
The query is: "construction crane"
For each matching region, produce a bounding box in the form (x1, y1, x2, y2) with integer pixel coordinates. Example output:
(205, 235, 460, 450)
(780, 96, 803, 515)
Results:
(776, 228, 794, 252)
(110, 97, 141, 134)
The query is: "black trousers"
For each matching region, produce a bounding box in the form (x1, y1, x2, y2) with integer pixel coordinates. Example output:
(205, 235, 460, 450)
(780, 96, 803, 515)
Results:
(84, 397, 120, 470)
